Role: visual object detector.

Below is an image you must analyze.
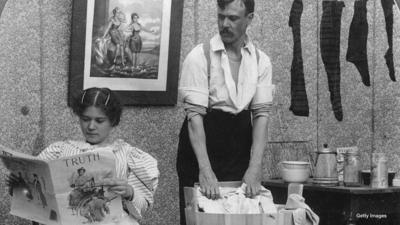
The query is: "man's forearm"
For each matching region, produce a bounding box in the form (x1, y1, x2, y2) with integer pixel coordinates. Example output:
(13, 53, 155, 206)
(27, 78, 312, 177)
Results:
(187, 115, 212, 170)
(249, 116, 269, 168)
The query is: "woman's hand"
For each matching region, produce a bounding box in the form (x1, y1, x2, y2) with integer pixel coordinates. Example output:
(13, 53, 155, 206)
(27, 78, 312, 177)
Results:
(199, 167, 220, 200)
(98, 178, 134, 201)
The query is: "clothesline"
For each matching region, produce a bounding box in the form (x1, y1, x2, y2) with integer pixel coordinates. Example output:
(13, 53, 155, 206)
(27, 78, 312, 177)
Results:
(323, 0, 400, 11)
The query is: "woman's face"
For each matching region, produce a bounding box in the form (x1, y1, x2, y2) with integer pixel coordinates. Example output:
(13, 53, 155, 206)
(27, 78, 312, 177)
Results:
(132, 15, 139, 22)
(79, 106, 113, 145)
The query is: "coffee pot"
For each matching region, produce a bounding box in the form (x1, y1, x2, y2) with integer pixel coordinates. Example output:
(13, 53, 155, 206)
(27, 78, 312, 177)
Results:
(313, 144, 339, 186)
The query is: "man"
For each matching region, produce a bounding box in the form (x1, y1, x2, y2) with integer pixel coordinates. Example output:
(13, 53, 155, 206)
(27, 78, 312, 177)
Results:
(177, 0, 274, 224)
(71, 167, 92, 189)
(68, 167, 93, 214)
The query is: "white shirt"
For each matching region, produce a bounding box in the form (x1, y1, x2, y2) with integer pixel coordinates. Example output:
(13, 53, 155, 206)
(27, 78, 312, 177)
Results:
(37, 139, 159, 224)
(179, 34, 275, 115)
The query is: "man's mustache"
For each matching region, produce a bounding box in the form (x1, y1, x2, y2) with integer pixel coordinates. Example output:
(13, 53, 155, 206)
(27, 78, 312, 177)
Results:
(220, 28, 232, 35)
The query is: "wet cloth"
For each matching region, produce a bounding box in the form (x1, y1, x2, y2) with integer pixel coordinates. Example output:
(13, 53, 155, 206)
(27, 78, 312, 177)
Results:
(320, 0, 345, 121)
(284, 194, 319, 225)
(381, 0, 396, 81)
(196, 183, 277, 215)
(346, 0, 371, 86)
(289, 0, 309, 117)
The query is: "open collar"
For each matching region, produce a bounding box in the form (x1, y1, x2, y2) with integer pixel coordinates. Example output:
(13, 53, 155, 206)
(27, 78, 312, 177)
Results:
(210, 34, 255, 55)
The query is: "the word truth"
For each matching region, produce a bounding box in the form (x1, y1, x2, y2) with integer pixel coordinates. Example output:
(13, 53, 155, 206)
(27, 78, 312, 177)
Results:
(63, 152, 100, 167)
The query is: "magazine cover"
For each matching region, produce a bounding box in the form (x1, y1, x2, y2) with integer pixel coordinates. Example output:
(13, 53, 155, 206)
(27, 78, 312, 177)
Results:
(1, 145, 123, 225)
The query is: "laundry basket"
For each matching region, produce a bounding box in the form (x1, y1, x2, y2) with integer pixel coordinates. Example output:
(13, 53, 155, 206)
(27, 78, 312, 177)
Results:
(184, 181, 278, 225)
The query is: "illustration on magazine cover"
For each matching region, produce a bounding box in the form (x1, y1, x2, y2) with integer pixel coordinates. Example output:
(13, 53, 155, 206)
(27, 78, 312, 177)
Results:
(66, 166, 118, 223)
(1, 146, 123, 225)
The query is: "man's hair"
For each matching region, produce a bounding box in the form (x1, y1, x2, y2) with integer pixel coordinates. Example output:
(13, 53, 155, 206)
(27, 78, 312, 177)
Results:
(217, 0, 254, 14)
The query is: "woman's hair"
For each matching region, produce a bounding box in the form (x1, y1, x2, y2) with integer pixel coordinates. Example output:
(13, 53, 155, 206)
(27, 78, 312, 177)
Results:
(112, 7, 119, 15)
(71, 87, 123, 127)
(217, 0, 254, 15)
(131, 13, 139, 20)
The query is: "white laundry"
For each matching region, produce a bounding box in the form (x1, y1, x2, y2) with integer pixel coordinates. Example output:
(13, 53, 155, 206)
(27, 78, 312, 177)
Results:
(196, 183, 277, 215)
(284, 194, 319, 225)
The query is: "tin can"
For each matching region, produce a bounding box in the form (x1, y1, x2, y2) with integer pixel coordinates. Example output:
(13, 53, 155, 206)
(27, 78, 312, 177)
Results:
(371, 153, 388, 188)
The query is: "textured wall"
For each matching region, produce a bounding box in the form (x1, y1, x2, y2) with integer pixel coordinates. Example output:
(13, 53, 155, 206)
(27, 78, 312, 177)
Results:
(0, 0, 400, 225)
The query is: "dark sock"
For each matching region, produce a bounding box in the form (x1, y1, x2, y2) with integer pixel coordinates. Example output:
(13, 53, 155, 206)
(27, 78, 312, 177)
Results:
(346, 0, 370, 86)
(289, 0, 309, 117)
(0, 0, 7, 18)
(381, 0, 396, 81)
(320, 0, 345, 121)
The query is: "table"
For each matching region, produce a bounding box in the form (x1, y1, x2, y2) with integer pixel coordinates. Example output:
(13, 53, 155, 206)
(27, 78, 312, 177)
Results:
(263, 179, 400, 225)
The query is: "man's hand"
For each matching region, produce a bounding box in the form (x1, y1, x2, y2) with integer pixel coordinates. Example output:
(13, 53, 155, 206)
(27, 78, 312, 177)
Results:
(242, 164, 262, 198)
(199, 167, 220, 200)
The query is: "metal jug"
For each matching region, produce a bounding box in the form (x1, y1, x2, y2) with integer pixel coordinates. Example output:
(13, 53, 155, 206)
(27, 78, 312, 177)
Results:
(313, 144, 338, 186)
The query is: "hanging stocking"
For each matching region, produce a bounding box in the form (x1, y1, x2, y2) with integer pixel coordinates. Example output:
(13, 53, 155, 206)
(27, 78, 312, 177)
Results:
(346, 0, 370, 86)
(381, 0, 396, 81)
(0, 1, 7, 18)
(320, 0, 345, 121)
(289, 0, 309, 117)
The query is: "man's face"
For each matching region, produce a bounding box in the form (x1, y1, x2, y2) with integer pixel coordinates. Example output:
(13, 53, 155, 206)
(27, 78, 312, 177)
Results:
(218, 0, 253, 45)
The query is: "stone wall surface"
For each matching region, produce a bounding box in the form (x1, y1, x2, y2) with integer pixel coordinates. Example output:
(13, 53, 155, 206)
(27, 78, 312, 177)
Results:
(0, 0, 399, 224)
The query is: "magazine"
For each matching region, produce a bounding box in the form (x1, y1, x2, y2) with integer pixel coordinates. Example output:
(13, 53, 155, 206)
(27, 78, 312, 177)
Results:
(0, 144, 124, 225)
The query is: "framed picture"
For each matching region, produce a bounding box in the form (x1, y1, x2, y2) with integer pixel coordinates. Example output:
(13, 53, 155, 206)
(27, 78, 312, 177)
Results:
(69, 0, 183, 105)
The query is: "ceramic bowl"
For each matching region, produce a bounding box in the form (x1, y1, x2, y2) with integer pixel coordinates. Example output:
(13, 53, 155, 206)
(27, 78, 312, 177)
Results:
(280, 161, 310, 183)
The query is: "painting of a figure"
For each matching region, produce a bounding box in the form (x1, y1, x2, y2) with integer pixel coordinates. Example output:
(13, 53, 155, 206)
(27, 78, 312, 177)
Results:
(69, 0, 183, 105)
(89, 0, 162, 79)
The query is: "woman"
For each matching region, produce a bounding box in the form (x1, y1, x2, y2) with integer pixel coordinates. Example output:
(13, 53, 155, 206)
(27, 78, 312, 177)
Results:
(37, 87, 159, 224)
(128, 13, 154, 69)
(103, 7, 127, 69)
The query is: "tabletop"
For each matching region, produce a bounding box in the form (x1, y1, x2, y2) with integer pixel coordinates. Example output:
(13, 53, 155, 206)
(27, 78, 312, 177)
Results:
(262, 178, 400, 194)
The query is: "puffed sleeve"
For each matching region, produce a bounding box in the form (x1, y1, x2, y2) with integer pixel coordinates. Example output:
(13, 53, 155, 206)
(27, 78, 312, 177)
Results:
(123, 146, 159, 219)
(178, 44, 209, 107)
(36, 142, 65, 161)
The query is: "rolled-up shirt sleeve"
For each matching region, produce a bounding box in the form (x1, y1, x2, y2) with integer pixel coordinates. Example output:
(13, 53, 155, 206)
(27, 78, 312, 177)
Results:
(179, 45, 209, 107)
(251, 103, 272, 118)
(184, 102, 207, 120)
(251, 52, 275, 108)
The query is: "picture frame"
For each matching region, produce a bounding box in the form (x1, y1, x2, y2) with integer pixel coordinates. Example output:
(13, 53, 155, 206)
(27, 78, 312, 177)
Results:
(69, 0, 183, 105)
